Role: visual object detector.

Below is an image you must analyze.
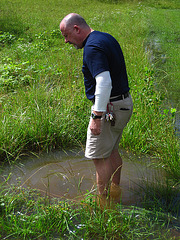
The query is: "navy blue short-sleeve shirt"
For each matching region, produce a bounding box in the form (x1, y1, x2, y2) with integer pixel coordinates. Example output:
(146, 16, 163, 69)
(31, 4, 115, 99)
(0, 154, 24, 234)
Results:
(82, 31, 130, 101)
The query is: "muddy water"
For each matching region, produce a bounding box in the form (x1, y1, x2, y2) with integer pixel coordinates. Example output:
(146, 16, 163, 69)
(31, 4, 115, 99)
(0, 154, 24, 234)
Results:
(0, 150, 159, 206)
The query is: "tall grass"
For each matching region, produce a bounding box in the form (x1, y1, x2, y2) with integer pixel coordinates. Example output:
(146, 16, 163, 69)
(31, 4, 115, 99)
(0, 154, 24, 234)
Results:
(0, 181, 178, 239)
(0, 2, 179, 238)
(0, 0, 179, 183)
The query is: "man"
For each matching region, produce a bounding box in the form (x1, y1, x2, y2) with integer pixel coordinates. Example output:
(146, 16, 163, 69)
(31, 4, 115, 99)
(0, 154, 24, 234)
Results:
(60, 13, 133, 207)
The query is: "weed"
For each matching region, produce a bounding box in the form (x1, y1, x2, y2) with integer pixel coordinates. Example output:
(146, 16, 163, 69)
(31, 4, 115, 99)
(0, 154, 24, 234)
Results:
(0, 31, 16, 46)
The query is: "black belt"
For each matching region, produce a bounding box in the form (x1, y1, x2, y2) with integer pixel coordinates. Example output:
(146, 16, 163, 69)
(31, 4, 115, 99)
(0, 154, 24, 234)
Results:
(91, 92, 129, 104)
(110, 92, 129, 102)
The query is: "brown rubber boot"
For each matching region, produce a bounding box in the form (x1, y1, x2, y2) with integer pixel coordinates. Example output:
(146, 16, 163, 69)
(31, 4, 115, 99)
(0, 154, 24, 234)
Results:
(110, 182, 122, 205)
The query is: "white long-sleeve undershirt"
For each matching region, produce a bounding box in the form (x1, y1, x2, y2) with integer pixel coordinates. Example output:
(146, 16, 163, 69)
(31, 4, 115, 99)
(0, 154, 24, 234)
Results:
(94, 71, 112, 112)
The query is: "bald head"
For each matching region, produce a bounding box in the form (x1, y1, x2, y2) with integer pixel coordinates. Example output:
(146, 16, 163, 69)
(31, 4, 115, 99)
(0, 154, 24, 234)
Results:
(61, 13, 89, 29)
(60, 13, 93, 49)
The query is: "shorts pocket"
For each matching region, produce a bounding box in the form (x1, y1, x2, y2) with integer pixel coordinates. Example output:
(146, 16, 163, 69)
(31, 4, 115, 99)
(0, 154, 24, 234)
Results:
(113, 108, 132, 130)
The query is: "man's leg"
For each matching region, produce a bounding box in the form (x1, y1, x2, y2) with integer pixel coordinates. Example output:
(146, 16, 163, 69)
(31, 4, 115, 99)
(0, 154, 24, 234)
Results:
(110, 149, 122, 185)
(93, 156, 113, 209)
(93, 149, 122, 195)
(109, 149, 122, 204)
(93, 157, 113, 196)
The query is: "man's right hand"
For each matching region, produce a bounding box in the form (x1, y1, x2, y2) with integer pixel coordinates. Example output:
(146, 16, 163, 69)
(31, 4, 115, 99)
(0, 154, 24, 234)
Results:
(90, 118, 101, 135)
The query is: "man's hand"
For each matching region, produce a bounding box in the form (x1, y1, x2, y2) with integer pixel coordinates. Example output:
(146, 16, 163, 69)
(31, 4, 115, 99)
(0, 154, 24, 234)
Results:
(90, 118, 101, 135)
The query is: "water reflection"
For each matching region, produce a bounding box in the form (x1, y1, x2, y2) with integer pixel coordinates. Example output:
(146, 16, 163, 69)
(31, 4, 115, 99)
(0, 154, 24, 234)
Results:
(0, 150, 158, 206)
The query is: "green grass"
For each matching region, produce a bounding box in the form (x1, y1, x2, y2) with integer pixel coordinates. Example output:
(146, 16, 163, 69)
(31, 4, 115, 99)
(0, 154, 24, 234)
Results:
(0, 0, 180, 238)
(145, 6, 180, 104)
(0, 0, 179, 182)
(0, 183, 178, 240)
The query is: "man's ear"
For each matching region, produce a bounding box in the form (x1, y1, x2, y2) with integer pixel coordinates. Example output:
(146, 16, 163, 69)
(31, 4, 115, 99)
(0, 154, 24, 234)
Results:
(74, 25, 80, 33)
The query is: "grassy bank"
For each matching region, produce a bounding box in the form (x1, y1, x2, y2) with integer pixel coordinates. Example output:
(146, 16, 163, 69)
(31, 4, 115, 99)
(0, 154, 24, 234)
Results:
(0, 0, 180, 238)
(0, 0, 179, 183)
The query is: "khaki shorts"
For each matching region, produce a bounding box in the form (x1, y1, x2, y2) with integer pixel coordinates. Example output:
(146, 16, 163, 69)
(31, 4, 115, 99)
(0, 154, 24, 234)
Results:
(85, 95, 133, 159)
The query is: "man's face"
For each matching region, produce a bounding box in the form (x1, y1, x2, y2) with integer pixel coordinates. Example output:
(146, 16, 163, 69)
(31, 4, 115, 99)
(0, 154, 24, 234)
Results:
(60, 23, 81, 49)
